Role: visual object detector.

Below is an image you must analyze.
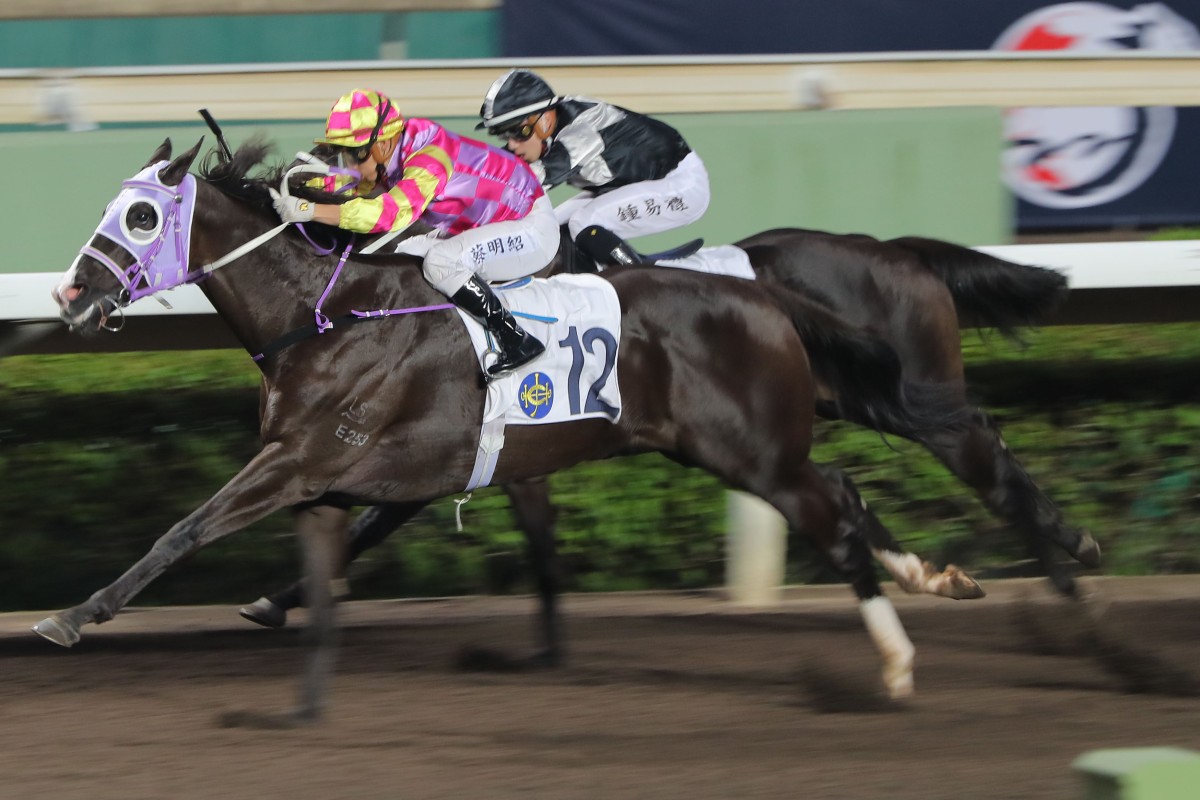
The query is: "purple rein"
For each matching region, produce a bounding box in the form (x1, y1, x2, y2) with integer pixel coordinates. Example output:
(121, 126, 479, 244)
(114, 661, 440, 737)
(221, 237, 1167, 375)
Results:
(250, 235, 454, 363)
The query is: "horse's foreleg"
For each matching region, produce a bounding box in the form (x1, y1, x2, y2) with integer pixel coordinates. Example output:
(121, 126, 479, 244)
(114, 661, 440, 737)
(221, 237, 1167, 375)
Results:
(220, 503, 350, 729)
(34, 443, 313, 647)
(917, 409, 1100, 597)
(294, 504, 349, 722)
(503, 477, 563, 665)
(811, 464, 985, 600)
(241, 501, 427, 628)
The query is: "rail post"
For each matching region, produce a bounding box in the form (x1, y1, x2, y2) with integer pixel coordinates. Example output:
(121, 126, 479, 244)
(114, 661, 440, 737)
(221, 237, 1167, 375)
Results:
(725, 491, 787, 607)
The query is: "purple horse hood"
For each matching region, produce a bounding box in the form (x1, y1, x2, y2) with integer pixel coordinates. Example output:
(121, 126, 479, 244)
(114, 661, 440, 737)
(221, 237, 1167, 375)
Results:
(78, 161, 198, 303)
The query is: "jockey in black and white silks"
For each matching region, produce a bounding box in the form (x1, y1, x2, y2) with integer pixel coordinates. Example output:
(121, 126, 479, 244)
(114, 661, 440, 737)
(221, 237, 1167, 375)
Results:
(478, 69, 712, 269)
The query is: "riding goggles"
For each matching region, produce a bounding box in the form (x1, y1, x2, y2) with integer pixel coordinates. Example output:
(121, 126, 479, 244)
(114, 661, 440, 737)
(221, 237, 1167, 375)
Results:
(339, 143, 374, 165)
(490, 113, 543, 142)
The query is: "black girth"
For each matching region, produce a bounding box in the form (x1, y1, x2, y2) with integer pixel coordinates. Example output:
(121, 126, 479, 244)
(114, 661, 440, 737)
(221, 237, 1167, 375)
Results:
(251, 313, 386, 362)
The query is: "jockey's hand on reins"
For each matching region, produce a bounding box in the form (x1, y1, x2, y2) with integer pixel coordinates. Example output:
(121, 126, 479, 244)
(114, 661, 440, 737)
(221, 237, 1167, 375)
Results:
(269, 189, 316, 224)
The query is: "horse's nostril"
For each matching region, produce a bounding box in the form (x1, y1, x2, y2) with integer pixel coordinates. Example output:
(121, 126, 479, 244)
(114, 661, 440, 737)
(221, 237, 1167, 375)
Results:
(64, 285, 84, 303)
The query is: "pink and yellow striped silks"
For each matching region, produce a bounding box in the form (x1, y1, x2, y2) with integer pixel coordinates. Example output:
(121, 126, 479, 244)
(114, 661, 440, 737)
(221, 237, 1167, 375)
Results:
(335, 117, 544, 236)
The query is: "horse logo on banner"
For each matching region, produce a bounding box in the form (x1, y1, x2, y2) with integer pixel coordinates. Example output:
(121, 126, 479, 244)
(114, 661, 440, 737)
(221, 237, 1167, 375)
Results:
(993, 2, 1200, 209)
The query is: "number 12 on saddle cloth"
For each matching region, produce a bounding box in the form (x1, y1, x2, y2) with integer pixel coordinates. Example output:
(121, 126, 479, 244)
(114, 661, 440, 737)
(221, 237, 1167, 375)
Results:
(458, 273, 623, 491)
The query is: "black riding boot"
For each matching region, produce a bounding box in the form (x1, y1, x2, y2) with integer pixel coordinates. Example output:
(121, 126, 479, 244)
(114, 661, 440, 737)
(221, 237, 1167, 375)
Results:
(451, 275, 545, 378)
(574, 225, 644, 270)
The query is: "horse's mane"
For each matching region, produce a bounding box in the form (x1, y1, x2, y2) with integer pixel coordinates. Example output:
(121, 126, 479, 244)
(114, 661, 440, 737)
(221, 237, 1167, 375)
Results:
(197, 138, 366, 249)
(196, 138, 277, 213)
(198, 139, 351, 206)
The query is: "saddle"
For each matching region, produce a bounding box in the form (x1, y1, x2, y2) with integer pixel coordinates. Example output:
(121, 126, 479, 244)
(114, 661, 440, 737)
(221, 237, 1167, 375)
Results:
(560, 225, 704, 274)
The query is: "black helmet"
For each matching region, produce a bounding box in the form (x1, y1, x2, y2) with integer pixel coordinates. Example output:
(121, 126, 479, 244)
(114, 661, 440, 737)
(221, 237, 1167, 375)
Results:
(476, 69, 561, 132)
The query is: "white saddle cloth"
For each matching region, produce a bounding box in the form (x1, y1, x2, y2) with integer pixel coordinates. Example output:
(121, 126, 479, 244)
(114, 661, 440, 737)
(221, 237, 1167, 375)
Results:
(655, 244, 756, 280)
(457, 273, 623, 490)
(458, 272, 623, 427)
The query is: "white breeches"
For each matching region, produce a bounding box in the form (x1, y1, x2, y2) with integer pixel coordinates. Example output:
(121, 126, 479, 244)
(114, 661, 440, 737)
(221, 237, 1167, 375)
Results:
(558, 151, 711, 241)
(403, 196, 561, 296)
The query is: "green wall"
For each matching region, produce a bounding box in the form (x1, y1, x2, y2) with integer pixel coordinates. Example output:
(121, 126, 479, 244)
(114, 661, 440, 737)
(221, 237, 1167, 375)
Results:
(398, 12, 499, 59)
(1, 107, 1006, 276)
(0, 12, 497, 67)
(631, 107, 1007, 250)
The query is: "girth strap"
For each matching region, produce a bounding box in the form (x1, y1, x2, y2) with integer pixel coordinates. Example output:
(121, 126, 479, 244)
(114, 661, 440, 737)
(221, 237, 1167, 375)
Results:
(251, 313, 381, 362)
(251, 302, 456, 362)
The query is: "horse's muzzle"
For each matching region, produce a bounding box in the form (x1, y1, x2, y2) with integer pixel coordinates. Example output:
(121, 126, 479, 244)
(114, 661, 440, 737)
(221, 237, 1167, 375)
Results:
(52, 283, 113, 331)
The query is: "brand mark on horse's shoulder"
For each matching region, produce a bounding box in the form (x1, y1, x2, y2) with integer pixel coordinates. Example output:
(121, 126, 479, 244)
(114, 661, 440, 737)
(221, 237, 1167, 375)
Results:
(342, 396, 370, 424)
(335, 423, 370, 447)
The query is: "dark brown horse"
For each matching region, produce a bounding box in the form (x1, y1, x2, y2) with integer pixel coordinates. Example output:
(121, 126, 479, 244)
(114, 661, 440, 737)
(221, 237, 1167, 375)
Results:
(37, 139, 981, 723)
(745, 228, 1101, 590)
(243, 221, 1101, 664)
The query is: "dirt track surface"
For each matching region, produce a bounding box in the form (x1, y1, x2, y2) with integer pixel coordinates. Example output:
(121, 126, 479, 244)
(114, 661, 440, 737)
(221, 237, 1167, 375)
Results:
(3, 577, 1199, 800)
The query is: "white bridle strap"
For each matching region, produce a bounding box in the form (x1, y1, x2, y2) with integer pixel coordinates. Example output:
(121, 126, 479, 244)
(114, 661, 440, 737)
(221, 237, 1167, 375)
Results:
(189, 155, 361, 275)
(200, 222, 289, 274)
(357, 225, 410, 255)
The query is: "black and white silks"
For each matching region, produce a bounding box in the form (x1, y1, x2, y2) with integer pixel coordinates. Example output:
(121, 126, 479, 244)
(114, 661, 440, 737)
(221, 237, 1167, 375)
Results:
(535, 98, 692, 194)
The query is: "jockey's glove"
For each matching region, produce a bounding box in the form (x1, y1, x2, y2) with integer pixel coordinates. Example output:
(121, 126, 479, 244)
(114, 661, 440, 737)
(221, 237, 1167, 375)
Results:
(269, 188, 316, 224)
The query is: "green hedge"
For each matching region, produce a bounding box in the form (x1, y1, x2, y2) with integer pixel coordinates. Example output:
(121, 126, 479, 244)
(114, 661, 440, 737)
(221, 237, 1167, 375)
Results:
(1, 322, 1198, 611)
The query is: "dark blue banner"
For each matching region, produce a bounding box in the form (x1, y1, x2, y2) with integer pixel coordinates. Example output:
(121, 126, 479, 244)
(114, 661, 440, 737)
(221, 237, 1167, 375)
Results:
(503, 1, 1200, 231)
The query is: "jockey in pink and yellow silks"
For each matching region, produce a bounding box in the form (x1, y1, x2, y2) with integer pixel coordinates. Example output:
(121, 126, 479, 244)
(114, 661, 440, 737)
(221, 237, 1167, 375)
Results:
(314, 113, 544, 236)
(273, 88, 559, 379)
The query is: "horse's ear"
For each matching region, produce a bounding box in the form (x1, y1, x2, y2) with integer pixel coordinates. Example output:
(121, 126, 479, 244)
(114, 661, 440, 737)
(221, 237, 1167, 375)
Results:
(158, 137, 205, 186)
(143, 138, 172, 169)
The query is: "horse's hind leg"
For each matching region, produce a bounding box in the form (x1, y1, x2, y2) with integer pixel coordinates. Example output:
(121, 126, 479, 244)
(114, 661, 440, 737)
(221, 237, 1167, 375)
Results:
(504, 477, 564, 665)
(240, 501, 427, 628)
(916, 408, 1100, 597)
(241, 479, 566, 665)
(811, 464, 985, 600)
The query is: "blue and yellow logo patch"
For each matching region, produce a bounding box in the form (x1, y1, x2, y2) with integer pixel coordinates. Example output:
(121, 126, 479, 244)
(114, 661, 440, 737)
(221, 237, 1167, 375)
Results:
(518, 371, 554, 419)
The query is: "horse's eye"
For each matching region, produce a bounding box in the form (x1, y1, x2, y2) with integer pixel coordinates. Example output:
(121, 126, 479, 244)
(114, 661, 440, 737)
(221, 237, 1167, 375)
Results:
(121, 200, 163, 244)
(126, 203, 157, 231)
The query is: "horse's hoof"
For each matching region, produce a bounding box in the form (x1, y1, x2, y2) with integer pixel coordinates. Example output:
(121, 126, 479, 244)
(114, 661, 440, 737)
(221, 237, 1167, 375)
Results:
(1045, 564, 1079, 599)
(949, 571, 986, 600)
(886, 676, 915, 700)
(32, 616, 80, 648)
(933, 566, 986, 600)
(239, 597, 287, 629)
(1073, 532, 1102, 569)
(883, 663, 915, 700)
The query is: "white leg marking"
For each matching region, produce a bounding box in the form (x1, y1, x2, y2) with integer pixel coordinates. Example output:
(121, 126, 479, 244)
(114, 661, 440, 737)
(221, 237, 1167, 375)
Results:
(861, 596, 915, 699)
(872, 549, 927, 594)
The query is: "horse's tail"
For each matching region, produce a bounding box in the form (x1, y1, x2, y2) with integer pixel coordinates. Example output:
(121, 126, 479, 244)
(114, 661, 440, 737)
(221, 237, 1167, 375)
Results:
(777, 286, 971, 437)
(889, 236, 1068, 342)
